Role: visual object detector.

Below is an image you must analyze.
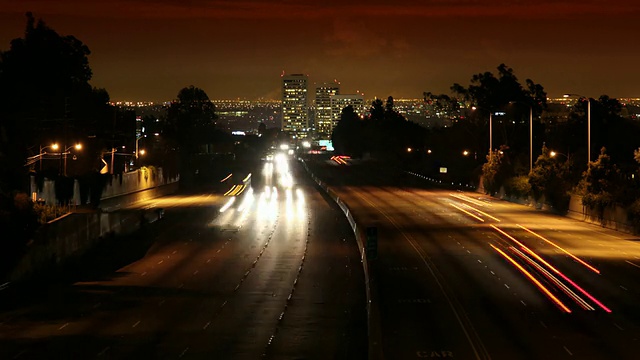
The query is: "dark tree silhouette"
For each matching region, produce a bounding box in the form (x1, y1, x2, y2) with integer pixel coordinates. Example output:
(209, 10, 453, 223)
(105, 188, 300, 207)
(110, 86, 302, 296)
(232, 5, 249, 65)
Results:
(165, 85, 218, 187)
(0, 12, 110, 195)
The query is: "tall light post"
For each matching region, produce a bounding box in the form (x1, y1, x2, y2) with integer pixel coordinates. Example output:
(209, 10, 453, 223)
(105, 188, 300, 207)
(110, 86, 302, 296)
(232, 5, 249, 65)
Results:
(471, 106, 493, 155)
(63, 143, 82, 176)
(135, 134, 146, 159)
(509, 101, 533, 173)
(564, 93, 591, 164)
(39, 143, 59, 171)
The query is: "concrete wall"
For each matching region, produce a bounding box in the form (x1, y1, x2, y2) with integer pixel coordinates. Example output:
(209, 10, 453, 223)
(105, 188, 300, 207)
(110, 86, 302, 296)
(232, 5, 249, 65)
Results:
(567, 195, 634, 233)
(7, 208, 161, 283)
(30, 167, 179, 207)
(300, 159, 383, 360)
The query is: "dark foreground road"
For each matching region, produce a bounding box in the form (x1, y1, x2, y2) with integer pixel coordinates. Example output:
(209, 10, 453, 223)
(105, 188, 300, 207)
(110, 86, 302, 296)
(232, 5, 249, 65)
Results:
(0, 155, 367, 359)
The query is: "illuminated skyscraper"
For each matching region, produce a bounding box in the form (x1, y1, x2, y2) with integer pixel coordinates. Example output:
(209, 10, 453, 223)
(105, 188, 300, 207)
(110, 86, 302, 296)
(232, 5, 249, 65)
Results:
(331, 94, 365, 129)
(315, 82, 340, 138)
(281, 74, 309, 138)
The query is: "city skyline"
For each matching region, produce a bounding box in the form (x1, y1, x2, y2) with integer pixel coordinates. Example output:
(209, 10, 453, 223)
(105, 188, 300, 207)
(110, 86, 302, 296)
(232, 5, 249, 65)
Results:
(1, 1, 639, 102)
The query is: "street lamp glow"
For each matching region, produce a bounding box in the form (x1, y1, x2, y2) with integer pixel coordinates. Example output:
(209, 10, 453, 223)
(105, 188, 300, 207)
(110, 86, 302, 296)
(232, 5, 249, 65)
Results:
(63, 143, 82, 176)
(139, 149, 146, 156)
(407, 147, 412, 153)
(51, 143, 59, 151)
(463, 150, 469, 156)
(550, 151, 557, 157)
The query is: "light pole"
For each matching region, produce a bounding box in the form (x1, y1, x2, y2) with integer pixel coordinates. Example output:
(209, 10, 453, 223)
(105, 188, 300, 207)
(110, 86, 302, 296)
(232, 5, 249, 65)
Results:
(39, 143, 59, 171)
(63, 143, 82, 176)
(508, 101, 533, 173)
(471, 106, 493, 155)
(135, 135, 146, 159)
(563, 93, 591, 164)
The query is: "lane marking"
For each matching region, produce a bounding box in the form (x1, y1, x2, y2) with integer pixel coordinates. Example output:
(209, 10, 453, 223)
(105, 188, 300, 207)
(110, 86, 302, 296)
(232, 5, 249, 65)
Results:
(625, 260, 640, 269)
(58, 323, 69, 330)
(132, 320, 140, 328)
(563, 346, 573, 356)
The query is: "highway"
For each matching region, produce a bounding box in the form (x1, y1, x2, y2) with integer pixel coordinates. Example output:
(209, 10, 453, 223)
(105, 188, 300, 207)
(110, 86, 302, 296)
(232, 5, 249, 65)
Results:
(307, 156, 640, 359)
(0, 154, 367, 359)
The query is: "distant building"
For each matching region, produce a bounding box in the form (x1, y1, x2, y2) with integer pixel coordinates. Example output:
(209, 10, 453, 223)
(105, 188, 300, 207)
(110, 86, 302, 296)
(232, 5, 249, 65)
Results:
(330, 94, 365, 129)
(282, 74, 309, 138)
(315, 83, 340, 138)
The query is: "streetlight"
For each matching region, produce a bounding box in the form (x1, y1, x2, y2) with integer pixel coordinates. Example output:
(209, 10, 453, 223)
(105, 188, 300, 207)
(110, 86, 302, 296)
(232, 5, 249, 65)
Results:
(63, 143, 82, 176)
(549, 150, 570, 161)
(39, 143, 59, 171)
(508, 101, 533, 173)
(135, 135, 146, 159)
(471, 106, 494, 155)
(563, 93, 591, 164)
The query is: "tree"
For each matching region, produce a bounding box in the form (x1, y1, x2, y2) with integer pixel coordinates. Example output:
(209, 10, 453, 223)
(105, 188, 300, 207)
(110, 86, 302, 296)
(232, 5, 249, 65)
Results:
(528, 144, 572, 211)
(0, 12, 110, 195)
(164, 86, 217, 187)
(331, 105, 363, 157)
(579, 147, 620, 216)
(481, 145, 511, 195)
(451, 64, 547, 166)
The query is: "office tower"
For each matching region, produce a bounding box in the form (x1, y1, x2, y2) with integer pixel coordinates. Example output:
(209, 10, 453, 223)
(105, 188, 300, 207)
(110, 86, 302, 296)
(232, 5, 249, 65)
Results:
(315, 82, 340, 138)
(330, 94, 365, 129)
(282, 73, 309, 138)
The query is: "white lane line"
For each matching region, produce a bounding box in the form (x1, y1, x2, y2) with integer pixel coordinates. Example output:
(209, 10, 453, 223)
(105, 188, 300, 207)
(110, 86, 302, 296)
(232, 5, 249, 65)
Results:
(614, 323, 624, 330)
(563, 346, 573, 356)
(158, 299, 165, 306)
(141, 272, 147, 276)
(158, 260, 163, 265)
(193, 270, 199, 275)
(620, 285, 628, 291)
(58, 323, 69, 330)
(521, 300, 527, 307)
(625, 260, 640, 269)
(97, 346, 110, 356)
(206, 259, 211, 263)
(203, 321, 211, 330)
(540, 321, 547, 328)
(172, 250, 177, 254)
(217, 249, 221, 253)
(504, 284, 510, 289)
(179, 347, 189, 358)
(490, 271, 495, 275)
(132, 320, 141, 328)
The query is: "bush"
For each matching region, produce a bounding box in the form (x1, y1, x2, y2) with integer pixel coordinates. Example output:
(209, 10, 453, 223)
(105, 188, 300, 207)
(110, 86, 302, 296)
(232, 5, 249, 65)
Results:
(504, 175, 531, 199)
(628, 199, 640, 232)
(33, 203, 69, 224)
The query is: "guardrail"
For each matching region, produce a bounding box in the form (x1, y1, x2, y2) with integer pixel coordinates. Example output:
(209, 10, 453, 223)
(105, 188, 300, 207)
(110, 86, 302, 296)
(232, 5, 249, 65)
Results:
(299, 159, 384, 360)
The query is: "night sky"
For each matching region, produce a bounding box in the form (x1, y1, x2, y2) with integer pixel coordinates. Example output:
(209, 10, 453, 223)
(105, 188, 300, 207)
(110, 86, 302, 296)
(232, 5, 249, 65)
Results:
(1, 0, 639, 102)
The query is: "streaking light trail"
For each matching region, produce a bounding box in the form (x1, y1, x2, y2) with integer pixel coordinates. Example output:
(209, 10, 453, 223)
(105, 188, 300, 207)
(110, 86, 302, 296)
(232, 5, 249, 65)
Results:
(490, 243, 572, 313)
(461, 203, 501, 222)
(219, 196, 236, 213)
(517, 224, 600, 274)
(449, 203, 484, 222)
(449, 193, 488, 207)
(492, 225, 611, 313)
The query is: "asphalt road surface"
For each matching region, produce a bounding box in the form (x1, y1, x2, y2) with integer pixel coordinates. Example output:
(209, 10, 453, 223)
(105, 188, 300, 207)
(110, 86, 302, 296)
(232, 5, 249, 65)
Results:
(0, 154, 367, 359)
(307, 155, 640, 360)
